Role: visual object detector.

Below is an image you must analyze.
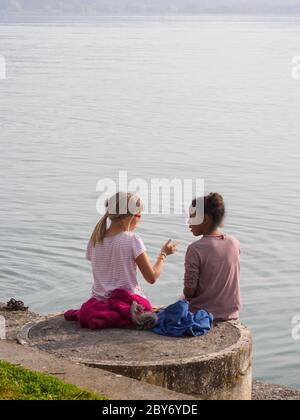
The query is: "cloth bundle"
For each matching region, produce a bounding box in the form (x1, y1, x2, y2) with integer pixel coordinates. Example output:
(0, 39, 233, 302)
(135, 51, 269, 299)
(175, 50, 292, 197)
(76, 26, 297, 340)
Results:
(64, 288, 158, 330)
(152, 300, 214, 337)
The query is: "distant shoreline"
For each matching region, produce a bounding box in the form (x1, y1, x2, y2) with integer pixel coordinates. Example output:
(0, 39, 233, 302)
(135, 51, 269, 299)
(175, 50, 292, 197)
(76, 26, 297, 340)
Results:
(1, 14, 300, 25)
(1, 13, 300, 18)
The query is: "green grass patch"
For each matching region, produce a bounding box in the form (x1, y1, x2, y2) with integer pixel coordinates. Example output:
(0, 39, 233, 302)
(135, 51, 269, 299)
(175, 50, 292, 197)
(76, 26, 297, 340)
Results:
(0, 360, 107, 400)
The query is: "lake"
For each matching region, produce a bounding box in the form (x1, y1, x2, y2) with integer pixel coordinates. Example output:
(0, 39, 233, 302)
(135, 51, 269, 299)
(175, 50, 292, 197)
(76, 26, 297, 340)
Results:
(0, 16, 300, 389)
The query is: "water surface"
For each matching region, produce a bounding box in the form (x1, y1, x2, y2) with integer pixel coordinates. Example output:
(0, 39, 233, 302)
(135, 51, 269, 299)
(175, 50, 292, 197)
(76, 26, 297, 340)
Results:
(1, 16, 300, 389)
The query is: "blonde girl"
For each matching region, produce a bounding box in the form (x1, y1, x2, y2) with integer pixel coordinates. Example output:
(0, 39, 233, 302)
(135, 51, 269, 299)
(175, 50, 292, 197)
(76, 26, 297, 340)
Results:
(86, 192, 178, 300)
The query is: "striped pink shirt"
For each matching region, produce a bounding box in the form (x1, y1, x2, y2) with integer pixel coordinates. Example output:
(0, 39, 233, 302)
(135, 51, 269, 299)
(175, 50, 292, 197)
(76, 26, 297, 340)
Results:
(86, 232, 146, 300)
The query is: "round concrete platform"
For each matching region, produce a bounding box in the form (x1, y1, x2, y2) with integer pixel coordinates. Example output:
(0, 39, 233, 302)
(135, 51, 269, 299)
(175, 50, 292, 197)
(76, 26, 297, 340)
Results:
(18, 315, 252, 400)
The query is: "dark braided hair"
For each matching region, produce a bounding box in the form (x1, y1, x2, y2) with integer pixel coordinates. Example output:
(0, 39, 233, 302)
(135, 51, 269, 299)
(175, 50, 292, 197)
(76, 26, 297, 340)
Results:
(192, 193, 225, 228)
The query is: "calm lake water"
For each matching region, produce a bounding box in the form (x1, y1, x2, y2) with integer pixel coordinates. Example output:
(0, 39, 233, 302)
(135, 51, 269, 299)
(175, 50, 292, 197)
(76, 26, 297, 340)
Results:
(1, 16, 300, 389)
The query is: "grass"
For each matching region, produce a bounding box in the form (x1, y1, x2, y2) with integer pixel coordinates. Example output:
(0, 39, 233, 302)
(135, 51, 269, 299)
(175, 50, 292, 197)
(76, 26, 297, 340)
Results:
(0, 360, 107, 400)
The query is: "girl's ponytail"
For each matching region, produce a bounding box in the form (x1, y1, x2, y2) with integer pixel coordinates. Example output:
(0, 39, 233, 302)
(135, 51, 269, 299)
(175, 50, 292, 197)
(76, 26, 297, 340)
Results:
(91, 212, 109, 246)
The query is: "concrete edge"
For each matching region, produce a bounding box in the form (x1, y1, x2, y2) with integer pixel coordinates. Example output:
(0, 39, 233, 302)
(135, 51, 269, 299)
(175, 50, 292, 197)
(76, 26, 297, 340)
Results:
(18, 316, 251, 369)
(17, 321, 39, 346)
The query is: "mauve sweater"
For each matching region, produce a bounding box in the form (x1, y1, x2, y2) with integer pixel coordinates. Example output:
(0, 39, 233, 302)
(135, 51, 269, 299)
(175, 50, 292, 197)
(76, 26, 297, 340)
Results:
(183, 234, 241, 321)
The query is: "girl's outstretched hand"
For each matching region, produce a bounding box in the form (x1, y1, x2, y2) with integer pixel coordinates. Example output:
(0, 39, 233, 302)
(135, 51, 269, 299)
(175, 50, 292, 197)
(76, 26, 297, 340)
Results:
(161, 239, 179, 256)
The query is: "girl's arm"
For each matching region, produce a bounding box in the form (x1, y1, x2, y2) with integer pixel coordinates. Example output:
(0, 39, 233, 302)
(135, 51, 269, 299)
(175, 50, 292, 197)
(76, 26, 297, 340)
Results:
(136, 240, 178, 284)
(183, 286, 197, 300)
(183, 246, 200, 300)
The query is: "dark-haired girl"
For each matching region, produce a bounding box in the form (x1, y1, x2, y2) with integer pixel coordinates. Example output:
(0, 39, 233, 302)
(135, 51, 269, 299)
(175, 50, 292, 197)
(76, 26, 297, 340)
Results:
(184, 193, 241, 321)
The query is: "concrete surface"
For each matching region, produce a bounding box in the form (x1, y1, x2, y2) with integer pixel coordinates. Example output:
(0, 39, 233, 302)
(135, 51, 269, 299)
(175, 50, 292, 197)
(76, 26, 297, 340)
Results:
(18, 314, 253, 400)
(0, 340, 196, 400)
(2, 304, 300, 400)
(0, 302, 43, 340)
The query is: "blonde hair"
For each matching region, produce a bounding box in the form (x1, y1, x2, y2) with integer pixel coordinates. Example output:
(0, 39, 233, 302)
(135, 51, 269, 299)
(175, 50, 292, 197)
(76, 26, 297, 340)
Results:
(90, 192, 144, 246)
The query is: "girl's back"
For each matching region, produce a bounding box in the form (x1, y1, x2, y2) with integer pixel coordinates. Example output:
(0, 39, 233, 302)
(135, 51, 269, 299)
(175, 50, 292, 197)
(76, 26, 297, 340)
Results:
(86, 231, 146, 300)
(184, 234, 241, 320)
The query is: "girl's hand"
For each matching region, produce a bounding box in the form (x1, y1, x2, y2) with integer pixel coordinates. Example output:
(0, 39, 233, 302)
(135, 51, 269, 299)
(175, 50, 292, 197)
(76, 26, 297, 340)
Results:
(161, 239, 179, 256)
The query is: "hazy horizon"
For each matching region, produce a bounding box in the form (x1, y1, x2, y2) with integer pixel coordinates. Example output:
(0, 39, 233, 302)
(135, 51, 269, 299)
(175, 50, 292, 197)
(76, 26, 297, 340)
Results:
(1, 0, 300, 16)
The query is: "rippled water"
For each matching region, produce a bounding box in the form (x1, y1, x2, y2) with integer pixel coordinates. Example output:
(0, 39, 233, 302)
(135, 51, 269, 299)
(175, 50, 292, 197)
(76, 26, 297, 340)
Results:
(1, 16, 300, 389)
